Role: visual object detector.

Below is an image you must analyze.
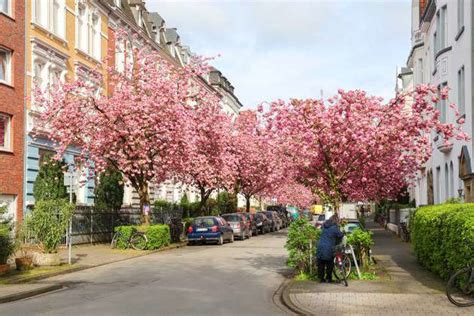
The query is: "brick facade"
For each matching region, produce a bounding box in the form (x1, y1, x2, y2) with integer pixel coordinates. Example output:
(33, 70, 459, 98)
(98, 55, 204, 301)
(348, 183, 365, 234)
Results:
(0, 0, 25, 221)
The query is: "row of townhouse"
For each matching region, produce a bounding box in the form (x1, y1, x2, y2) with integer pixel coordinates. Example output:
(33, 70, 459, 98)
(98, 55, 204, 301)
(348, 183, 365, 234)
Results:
(397, 0, 474, 205)
(0, 0, 244, 221)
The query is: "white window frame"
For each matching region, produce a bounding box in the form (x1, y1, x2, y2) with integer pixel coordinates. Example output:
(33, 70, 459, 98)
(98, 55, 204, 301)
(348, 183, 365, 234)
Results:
(0, 48, 12, 85)
(90, 12, 101, 60)
(0, 113, 12, 151)
(0, 0, 12, 16)
(33, 0, 66, 39)
(76, 3, 89, 53)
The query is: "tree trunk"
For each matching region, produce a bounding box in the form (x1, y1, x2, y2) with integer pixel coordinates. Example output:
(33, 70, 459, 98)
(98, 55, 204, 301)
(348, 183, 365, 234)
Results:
(245, 195, 251, 213)
(138, 182, 150, 226)
(198, 187, 212, 216)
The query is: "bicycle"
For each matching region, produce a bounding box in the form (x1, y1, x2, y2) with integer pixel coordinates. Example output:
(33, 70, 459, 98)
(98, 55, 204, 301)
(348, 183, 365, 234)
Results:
(398, 222, 410, 242)
(446, 263, 474, 307)
(111, 229, 148, 250)
(333, 236, 351, 287)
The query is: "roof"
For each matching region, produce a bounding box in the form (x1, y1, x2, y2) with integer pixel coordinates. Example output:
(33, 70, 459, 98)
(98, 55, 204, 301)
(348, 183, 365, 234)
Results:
(165, 28, 179, 43)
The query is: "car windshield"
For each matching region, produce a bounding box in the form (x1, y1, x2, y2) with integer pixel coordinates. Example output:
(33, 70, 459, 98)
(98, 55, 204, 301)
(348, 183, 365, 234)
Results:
(193, 218, 216, 227)
(318, 215, 325, 221)
(222, 215, 241, 222)
(344, 223, 361, 233)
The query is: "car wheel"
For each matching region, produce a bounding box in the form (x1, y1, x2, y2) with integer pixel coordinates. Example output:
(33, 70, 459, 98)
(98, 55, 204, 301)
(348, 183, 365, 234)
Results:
(217, 235, 224, 245)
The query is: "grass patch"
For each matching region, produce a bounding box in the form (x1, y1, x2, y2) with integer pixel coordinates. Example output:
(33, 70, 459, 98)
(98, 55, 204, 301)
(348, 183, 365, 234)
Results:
(348, 271, 379, 280)
(294, 271, 319, 281)
(0, 264, 77, 284)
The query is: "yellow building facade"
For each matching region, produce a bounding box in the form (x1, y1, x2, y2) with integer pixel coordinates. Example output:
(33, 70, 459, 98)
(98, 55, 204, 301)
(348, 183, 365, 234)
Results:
(24, 0, 109, 209)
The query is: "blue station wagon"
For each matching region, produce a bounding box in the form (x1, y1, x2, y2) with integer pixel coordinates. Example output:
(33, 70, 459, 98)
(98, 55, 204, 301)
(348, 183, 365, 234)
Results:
(187, 216, 234, 245)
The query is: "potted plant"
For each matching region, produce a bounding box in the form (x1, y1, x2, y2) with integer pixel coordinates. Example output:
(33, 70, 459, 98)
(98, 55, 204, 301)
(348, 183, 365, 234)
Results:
(0, 204, 15, 275)
(28, 199, 74, 266)
(14, 220, 34, 271)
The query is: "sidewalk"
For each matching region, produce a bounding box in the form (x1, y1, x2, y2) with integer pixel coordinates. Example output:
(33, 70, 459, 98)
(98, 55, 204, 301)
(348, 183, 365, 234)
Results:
(0, 242, 185, 304)
(283, 219, 474, 315)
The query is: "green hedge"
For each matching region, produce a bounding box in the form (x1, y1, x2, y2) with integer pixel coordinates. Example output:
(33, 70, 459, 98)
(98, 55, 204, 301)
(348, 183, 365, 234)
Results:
(411, 203, 474, 279)
(115, 225, 171, 250)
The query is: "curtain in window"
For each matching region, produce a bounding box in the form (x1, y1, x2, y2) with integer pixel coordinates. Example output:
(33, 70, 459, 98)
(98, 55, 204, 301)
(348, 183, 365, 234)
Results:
(0, 115, 6, 147)
(0, 51, 5, 81)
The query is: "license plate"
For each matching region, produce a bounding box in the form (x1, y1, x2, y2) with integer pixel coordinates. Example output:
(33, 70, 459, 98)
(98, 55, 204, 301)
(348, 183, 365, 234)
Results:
(197, 228, 207, 232)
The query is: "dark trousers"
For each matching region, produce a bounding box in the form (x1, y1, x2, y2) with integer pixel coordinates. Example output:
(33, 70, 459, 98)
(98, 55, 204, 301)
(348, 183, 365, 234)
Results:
(318, 259, 334, 282)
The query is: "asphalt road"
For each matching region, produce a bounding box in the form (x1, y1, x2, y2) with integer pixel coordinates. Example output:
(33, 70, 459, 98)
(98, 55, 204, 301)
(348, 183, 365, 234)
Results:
(0, 229, 292, 316)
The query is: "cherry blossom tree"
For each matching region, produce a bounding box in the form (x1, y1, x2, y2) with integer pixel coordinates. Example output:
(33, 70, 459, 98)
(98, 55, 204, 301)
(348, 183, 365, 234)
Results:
(180, 100, 237, 214)
(34, 31, 213, 224)
(233, 110, 285, 212)
(264, 86, 469, 212)
(264, 181, 315, 209)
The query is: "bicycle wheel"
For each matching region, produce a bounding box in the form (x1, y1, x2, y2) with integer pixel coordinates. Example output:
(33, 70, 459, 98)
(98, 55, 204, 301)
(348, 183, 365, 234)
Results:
(446, 267, 474, 307)
(130, 233, 148, 250)
(110, 232, 120, 249)
(333, 255, 351, 280)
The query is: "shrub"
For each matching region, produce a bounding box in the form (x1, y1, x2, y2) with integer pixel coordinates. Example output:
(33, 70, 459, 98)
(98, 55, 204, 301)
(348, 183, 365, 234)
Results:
(33, 157, 67, 202)
(115, 225, 171, 250)
(411, 203, 474, 279)
(0, 204, 15, 264)
(94, 166, 124, 211)
(217, 191, 237, 214)
(347, 228, 373, 268)
(139, 225, 171, 250)
(153, 199, 177, 209)
(28, 199, 74, 253)
(114, 225, 135, 249)
(285, 217, 320, 273)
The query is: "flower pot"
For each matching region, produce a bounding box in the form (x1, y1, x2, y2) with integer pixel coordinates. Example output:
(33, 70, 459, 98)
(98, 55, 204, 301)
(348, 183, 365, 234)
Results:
(15, 257, 33, 271)
(32, 253, 61, 266)
(0, 263, 10, 276)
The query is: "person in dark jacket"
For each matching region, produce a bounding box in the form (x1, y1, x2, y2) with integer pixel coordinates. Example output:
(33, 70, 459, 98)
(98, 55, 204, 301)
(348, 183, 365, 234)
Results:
(316, 215, 344, 283)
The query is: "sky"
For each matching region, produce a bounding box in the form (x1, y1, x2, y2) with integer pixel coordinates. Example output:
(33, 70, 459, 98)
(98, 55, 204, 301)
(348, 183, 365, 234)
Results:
(146, 0, 412, 109)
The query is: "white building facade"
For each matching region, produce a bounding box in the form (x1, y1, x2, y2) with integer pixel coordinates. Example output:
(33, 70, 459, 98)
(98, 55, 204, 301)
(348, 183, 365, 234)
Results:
(405, 0, 473, 205)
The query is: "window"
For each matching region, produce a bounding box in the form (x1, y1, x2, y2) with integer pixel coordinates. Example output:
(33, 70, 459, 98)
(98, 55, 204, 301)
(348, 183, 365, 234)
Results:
(91, 14, 101, 60)
(457, 66, 465, 116)
(457, 0, 464, 31)
(0, 114, 11, 151)
(417, 58, 424, 83)
(0, 49, 11, 84)
(0, 0, 10, 15)
(437, 82, 448, 123)
(77, 5, 88, 52)
(34, 0, 65, 38)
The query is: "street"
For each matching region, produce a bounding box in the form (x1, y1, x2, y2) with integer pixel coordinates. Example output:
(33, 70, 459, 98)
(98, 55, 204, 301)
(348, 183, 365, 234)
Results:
(0, 230, 291, 316)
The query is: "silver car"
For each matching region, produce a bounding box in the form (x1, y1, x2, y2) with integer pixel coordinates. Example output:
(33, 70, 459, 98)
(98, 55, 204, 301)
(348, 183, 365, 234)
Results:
(222, 213, 251, 240)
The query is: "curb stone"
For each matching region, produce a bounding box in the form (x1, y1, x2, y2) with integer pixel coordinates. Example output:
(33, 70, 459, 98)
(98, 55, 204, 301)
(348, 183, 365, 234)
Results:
(280, 279, 314, 316)
(0, 284, 63, 304)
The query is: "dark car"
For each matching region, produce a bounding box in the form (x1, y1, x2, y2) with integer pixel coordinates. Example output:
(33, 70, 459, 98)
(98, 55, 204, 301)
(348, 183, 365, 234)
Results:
(267, 205, 290, 228)
(264, 211, 281, 232)
(187, 216, 234, 245)
(254, 212, 271, 234)
(222, 213, 251, 240)
(243, 213, 258, 236)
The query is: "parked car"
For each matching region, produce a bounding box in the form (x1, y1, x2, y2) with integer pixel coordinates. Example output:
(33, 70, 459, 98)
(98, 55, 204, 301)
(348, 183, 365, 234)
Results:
(302, 209, 314, 221)
(222, 213, 251, 240)
(267, 205, 289, 228)
(243, 213, 258, 236)
(314, 213, 326, 229)
(343, 219, 364, 234)
(264, 211, 281, 232)
(255, 212, 271, 234)
(187, 216, 234, 245)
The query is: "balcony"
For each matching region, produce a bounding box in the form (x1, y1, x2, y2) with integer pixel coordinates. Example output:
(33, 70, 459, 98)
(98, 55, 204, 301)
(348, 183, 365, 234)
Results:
(433, 135, 453, 153)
